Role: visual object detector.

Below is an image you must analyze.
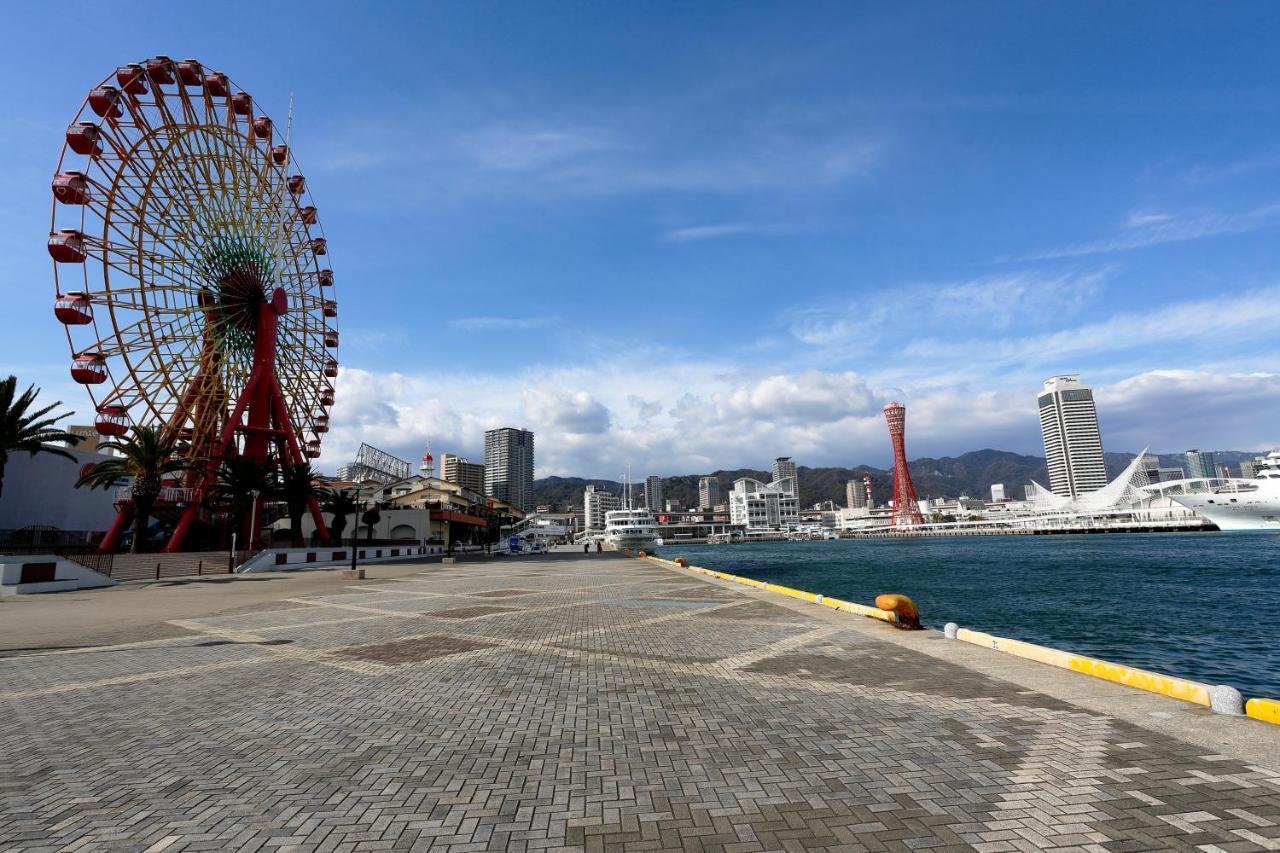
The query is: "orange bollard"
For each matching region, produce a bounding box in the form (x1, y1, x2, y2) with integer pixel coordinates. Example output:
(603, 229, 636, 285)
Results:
(675, 557, 689, 567)
(874, 593, 921, 629)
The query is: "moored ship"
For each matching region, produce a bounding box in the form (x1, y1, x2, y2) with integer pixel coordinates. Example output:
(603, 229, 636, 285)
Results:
(1145, 450, 1280, 531)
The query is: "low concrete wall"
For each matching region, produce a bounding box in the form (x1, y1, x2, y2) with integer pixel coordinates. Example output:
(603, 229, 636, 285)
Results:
(0, 556, 115, 595)
(239, 544, 446, 573)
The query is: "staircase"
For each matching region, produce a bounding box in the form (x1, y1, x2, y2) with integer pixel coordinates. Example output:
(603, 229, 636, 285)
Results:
(97, 551, 241, 581)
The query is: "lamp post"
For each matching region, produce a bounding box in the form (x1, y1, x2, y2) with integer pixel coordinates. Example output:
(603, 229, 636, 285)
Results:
(249, 488, 261, 551)
(349, 486, 361, 573)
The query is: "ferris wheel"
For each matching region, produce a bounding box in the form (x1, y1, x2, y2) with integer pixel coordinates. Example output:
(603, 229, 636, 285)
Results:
(50, 57, 337, 551)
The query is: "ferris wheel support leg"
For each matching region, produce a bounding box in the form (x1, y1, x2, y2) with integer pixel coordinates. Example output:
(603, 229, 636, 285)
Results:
(268, 373, 332, 546)
(165, 502, 201, 553)
(99, 504, 136, 554)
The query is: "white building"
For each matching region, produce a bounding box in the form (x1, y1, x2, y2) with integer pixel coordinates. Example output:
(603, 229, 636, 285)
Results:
(0, 444, 122, 542)
(698, 476, 722, 510)
(990, 483, 1006, 502)
(846, 479, 867, 509)
(728, 476, 799, 531)
(484, 427, 535, 512)
(643, 475, 664, 512)
(1037, 375, 1108, 498)
(583, 484, 620, 531)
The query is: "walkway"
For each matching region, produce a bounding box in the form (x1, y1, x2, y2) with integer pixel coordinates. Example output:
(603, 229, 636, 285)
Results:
(1, 554, 1278, 851)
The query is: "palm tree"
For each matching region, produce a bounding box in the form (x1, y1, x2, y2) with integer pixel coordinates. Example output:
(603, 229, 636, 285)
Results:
(0, 375, 82, 498)
(319, 487, 359, 543)
(76, 425, 184, 553)
(279, 461, 322, 546)
(213, 455, 276, 550)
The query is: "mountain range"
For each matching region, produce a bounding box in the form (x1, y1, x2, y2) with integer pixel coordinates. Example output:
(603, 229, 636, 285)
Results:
(532, 449, 1263, 510)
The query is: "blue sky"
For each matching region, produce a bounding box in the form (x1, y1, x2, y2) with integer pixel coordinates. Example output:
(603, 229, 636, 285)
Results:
(4, 2, 1280, 477)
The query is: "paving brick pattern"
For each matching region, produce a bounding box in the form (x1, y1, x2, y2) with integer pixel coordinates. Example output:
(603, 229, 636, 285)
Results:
(2, 554, 1279, 851)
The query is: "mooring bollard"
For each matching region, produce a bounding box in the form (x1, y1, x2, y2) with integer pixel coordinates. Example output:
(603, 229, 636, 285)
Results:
(1209, 685, 1245, 716)
(944, 622, 959, 639)
(874, 593, 922, 629)
(674, 557, 688, 567)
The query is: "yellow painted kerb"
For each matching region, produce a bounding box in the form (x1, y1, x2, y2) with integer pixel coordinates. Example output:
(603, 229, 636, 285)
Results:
(1246, 697, 1280, 725)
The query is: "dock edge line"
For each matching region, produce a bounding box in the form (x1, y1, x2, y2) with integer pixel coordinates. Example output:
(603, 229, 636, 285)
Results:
(638, 553, 1280, 726)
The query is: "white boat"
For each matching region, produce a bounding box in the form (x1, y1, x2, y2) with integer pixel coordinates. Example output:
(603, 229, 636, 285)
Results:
(605, 508, 660, 550)
(603, 464, 660, 550)
(1144, 451, 1280, 531)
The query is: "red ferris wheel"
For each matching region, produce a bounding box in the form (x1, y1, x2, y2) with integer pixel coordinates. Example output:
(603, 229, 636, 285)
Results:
(50, 56, 337, 552)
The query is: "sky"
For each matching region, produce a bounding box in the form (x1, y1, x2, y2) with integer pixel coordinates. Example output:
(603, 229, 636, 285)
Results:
(4, 2, 1280, 478)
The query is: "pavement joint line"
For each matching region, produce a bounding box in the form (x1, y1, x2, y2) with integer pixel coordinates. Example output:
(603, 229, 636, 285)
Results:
(0, 655, 281, 700)
(166, 619, 393, 674)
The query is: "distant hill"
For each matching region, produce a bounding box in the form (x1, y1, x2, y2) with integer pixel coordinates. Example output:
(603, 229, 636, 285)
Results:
(532, 449, 1265, 510)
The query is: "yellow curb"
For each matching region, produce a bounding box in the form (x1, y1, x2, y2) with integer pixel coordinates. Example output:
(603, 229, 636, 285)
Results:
(955, 628, 1211, 706)
(1245, 697, 1280, 725)
(642, 555, 897, 623)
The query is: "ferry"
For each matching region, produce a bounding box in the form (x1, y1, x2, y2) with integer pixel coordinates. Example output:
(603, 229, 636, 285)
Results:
(1144, 450, 1280, 531)
(604, 508, 660, 550)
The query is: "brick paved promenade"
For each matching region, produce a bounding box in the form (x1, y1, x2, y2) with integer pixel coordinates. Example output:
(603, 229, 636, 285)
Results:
(2, 553, 1278, 852)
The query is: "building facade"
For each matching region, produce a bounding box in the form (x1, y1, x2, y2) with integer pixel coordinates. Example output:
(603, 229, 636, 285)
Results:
(1185, 449, 1216, 480)
(728, 477, 799, 531)
(440, 453, 486, 495)
(583, 484, 620, 531)
(698, 476, 722, 510)
(643, 475, 664, 512)
(484, 427, 535, 512)
(1037, 375, 1108, 498)
(845, 479, 867, 509)
(1241, 458, 1261, 478)
(772, 457, 798, 492)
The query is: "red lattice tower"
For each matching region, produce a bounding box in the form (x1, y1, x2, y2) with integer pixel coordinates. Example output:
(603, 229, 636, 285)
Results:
(883, 402, 924, 527)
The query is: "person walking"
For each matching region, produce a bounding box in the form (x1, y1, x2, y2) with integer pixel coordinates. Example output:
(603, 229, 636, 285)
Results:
(583, 542, 589, 554)
(595, 540, 602, 554)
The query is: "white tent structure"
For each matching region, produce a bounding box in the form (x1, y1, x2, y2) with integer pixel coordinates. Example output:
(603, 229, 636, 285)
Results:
(1025, 449, 1152, 514)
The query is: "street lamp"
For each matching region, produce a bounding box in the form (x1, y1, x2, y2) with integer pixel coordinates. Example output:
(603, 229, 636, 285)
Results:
(249, 488, 261, 551)
(348, 486, 362, 573)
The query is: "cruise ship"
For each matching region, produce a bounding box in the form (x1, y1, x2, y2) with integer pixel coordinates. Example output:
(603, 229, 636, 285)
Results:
(604, 508, 660, 551)
(1146, 451, 1280, 531)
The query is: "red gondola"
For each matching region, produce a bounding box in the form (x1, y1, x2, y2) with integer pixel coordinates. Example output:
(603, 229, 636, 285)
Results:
(48, 230, 86, 263)
(309, 238, 327, 256)
(116, 64, 147, 95)
(231, 92, 252, 115)
(298, 205, 317, 224)
(88, 86, 123, 119)
(66, 122, 102, 156)
(54, 292, 93, 325)
(318, 269, 333, 287)
(322, 299, 337, 318)
(324, 330, 339, 348)
(94, 406, 130, 437)
(53, 172, 91, 205)
(286, 175, 305, 194)
(305, 440, 322, 459)
(71, 353, 108, 385)
(314, 415, 330, 433)
(204, 72, 229, 97)
(270, 144, 289, 165)
(176, 59, 203, 86)
(145, 56, 175, 85)
(324, 359, 338, 378)
(252, 116, 272, 139)
(319, 386, 335, 407)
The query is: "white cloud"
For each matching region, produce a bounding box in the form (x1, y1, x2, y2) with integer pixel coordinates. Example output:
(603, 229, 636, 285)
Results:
(662, 222, 808, 243)
(788, 268, 1109, 350)
(448, 316, 557, 332)
(1008, 202, 1280, 261)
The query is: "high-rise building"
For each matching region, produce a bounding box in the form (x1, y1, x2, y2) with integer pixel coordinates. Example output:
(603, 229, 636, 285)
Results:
(583, 484, 620, 531)
(845, 479, 867, 509)
(1185, 449, 1216, 480)
(644, 475, 664, 512)
(729, 477, 799, 531)
(1215, 463, 1232, 479)
(990, 483, 1006, 502)
(1241, 458, 1261, 479)
(441, 453, 486, 495)
(484, 427, 535, 512)
(698, 476, 722, 510)
(1037, 375, 1108, 498)
(772, 457, 798, 495)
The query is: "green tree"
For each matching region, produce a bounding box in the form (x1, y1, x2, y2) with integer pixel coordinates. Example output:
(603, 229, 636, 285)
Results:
(0, 375, 81, 499)
(319, 487, 359, 543)
(214, 456, 276, 549)
(76, 426, 185, 553)
(279, 461, 322, 546)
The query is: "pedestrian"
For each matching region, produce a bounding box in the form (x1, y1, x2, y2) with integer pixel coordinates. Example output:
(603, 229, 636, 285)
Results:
(595, 540, 602, 554)
(583, 542, 589, 554)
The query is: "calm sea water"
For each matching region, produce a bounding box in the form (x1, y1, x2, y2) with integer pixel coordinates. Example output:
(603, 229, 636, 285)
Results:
(665, 534, 1280, 698)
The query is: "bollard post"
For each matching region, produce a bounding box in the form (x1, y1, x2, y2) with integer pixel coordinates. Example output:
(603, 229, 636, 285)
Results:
(1209, 685, 1245, 716)
(944, 622, 959, 639)
(155, 562, 161, 580)
(198, 560, 203, 576)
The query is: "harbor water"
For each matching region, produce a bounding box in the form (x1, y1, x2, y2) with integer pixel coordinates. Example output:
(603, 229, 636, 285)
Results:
(666, 533, 1280, 698)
